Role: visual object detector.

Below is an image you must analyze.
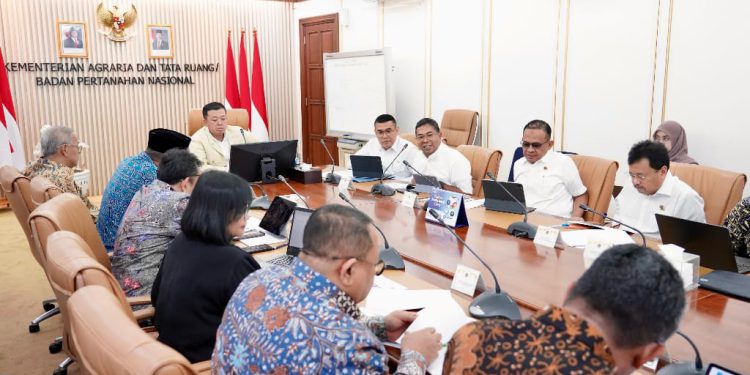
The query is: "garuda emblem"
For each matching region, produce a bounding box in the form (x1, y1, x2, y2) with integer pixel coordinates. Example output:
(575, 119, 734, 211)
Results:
(96, 2, 137, 42)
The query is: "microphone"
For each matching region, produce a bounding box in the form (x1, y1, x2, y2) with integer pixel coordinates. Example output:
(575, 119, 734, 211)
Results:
(403, 160, 441, 188)
(319, 139, 341, 184)
(486, 172, 537, 240)
(371, 144, 408, 196)
(338, 191, 406, 270)
(249, 183, 271, 210)
(277, 175, 310, 208)
(428, 208, 521, 320)
(657, 331, 703, 375)
(239, 128, 248, 143)
(578, 203, 646, 246)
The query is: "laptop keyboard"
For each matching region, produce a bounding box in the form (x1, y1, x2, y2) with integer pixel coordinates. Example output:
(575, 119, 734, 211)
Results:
(266, 255, 295, 267)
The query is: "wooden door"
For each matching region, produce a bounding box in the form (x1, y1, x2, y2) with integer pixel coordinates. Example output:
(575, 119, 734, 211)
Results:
(299, 13, 339, 165)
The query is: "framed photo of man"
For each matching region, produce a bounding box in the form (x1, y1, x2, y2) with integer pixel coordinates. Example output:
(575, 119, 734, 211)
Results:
(56, 21, 88, 58)
(146, 24, 174, 59)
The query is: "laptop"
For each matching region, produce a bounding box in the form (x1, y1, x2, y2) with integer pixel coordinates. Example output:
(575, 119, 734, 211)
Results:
(349, 155, 393, 182)
(412, 174, 441, 194)
(267, 207, 314, 267)
(482, 180, 536, 215)
(655, 213, 750, 273)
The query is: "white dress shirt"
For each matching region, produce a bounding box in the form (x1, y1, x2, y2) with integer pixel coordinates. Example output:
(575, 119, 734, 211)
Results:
(412, 143, 473, 194)
(613, 171, 705, 234)
(354, 136, 424, 178)
(513, 151, 587, 217)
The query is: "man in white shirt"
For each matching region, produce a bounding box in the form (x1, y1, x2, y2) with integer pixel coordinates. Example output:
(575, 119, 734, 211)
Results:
(614, 140, 705, 234)
(411, 118, 473, 194)
(189, 102, 256, 171)
(513, 120, 588, 218)
(354, 114, 424, 178)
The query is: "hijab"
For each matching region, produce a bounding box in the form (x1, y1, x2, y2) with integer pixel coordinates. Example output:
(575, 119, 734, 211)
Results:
(653, 121, 698, 164)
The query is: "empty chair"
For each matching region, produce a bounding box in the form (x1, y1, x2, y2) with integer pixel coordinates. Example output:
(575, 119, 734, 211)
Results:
(507, 146, 524, 182)
(30, 176, 64, 209)
(670, 163, 747, 225)
(400, 132, 418, 147)
(440, 109, 478, 147)
(186, 108, 248, 136)
(456, 145, 502, 198)
(569, 155, 618, 224)
(68, 285, 209, 375)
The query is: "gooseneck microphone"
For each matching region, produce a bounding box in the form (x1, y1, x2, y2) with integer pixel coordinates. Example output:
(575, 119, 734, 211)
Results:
(319, 139, 341, 184)
(371, 144, 408, 197)
(249, 183, 272, 210)
(486, 172, 537, 240)
(338, 192, 405, 270)
(403, 160, 441, 189)
(276, 175, 310, 208)
(239, 128, 248, 143)
(428, 208, 521, 320)
(578, 203, 646, 246)
(657, 331, 704, 375)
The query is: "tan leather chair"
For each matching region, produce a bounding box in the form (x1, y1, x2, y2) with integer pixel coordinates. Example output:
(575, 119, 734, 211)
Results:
(30, 176, 64, 209)
(45, 231, 156, 375)
(670, 163, 747, 225)
(569, 155, 618, 224)
(68, 286, 209, 375)
(29, 193, 111, 270)
(440, 109, 478, 147)
(187, 108, 249, 136)
(457, 145, 502, 198)
(400, 132, 418, 146)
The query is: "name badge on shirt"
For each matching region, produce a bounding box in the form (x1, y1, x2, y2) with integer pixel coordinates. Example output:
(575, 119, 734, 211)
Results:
(533, 225, 560, 248)
(451, 264, 485, 296)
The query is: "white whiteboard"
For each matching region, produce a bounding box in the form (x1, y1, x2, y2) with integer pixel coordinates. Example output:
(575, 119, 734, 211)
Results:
(324, 49, 394, 140)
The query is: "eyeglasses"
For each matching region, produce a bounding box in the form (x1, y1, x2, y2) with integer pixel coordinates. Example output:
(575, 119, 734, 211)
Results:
(61, 143, 83, 153)
(376, 128, 396, 136)
(628, 171, 659, 181)
(302, 250, 385, 276)
(520, 141, 548, 150)
(416, 132, 437, 140)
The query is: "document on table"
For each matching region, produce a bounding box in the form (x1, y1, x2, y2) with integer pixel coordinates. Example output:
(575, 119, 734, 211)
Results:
(240, 217, 287, 247)
(559, 228, 635, 248)
(365, 288, 452, 315)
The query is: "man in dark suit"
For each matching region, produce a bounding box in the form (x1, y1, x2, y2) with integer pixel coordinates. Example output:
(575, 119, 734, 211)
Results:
(152, 30, 169, 50)
(63, 28, 83, 49)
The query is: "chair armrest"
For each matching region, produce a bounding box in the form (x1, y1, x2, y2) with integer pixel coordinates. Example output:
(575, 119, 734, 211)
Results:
(191, 360, 212, 374)
(126, 295, 152, 306)
(133, 306, 155, 321)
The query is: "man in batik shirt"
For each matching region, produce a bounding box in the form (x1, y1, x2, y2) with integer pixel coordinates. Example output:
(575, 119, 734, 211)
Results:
(97, 128, 191, 251)
(213, 205, 442, 374)
(443, 244, 686, 375)
(23, 125, 97, 217)
(110, 149, 201, 297)
(725, 196, 750, 257)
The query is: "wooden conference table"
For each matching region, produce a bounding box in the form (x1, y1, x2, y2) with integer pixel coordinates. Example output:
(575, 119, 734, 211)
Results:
(250, 178, 749, 373)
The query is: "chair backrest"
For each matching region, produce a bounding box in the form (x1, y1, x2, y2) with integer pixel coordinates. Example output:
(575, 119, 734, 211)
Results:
(30, 176, 64, 209)
(457, 145, 502, 198)
(669, 163, 747, 225)
(68, 285, 197, 375)
(569, 155, 618, 224)
(507, 146, 524, 182)
(29, 193, 111, 270)
(440, 109, 478, 147)
(187, 108, 249, 136)
(400, 132, 418, 146)
(45, 231, 135, 361)
(0, 165, 35, 245)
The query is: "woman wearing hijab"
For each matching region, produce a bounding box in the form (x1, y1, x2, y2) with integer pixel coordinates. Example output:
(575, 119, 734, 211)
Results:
(652, 120, 698, 164)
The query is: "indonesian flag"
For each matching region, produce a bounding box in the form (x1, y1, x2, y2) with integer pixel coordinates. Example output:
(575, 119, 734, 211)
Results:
(238, 31, 252, 124)
(224, 32, 240, 109)
(0, 48, 26, 170)
(250, 30, 269, 141)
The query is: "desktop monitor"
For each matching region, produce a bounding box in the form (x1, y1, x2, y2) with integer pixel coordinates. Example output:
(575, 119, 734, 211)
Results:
(229, 140, 298, 183)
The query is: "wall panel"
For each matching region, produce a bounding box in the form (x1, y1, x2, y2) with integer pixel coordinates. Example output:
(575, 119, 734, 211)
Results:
(0, 0, 295, 195)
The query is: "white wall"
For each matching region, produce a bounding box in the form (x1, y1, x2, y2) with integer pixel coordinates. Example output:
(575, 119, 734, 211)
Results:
(293, 0, 750, 197)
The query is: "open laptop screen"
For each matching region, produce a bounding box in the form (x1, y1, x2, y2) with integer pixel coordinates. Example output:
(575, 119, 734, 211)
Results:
(287, 208, 314, 256)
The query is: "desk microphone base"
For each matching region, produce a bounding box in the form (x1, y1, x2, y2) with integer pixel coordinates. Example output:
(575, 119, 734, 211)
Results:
(468, 290, 522, 320)
(380, 247, 405, 270)
(508, 221, 537, 240)
(324, 173, 341, 184)
(250, 195, 272, 210)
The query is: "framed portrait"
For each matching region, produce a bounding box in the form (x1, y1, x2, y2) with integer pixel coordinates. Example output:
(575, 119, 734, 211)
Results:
(146, 24, 174, 59)
(56, 21, 88, 58)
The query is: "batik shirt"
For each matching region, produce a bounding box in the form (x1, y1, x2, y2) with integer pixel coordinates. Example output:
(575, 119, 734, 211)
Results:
(212, 259, 426, 375)
(97, 152, 157, 251)
(443, 306, 615, 375)
(22, 158, 97, 218)
(110, 180, 189, 297)
(725, 197, 750, 258)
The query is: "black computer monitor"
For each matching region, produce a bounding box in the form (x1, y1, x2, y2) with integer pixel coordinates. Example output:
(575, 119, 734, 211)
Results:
(229, 140, 298, 183)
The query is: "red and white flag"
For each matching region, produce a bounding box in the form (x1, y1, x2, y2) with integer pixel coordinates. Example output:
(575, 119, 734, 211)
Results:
(224, 32, 240, 109)
(238, 30, 252, 125)
(250, 30, 269, 141)
(0, 48, 26, 170)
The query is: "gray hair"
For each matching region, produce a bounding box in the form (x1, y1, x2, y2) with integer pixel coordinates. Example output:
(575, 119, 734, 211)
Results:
(40, 125, 75, 157)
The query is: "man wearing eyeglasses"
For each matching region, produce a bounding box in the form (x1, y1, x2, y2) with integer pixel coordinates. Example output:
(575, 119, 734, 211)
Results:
(214, 204, 441, 374)
(513, 119, 588, 218)
(613, 140, 704, 234)
(22, 125, 98, 218)
(354, 114, 424, 178)
(411, 117, 473, 194)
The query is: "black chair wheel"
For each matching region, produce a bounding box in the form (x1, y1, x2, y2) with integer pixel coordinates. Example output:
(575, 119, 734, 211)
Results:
(29, 323, 40, 333)
(43, 302, 56, 312)
(52, 368, 67, 375)
(49, 341, 62, 354)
